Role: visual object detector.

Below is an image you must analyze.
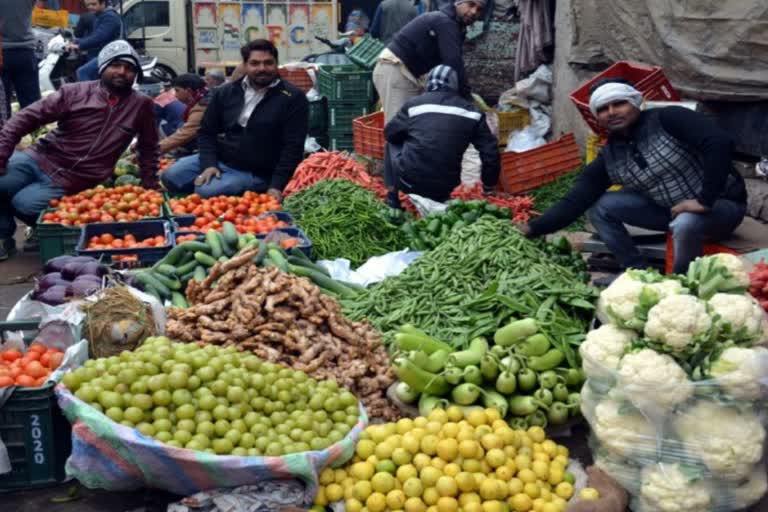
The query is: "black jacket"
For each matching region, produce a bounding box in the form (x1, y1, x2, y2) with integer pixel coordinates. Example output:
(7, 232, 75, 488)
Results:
(198, 78, 309, 191)
(385, 90, 499, 198)
(387, 4, 470, 97)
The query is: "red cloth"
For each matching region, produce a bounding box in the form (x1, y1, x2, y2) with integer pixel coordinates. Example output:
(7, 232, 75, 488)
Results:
(183, 87, 209, 121)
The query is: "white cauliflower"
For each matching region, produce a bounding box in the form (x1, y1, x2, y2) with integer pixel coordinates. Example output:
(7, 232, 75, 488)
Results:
(580, 324, 637, 380)
(639, 463, 711, 512)
(687, 253, 750, 299)
(728, 465, 768, 509)
(644, 295, 712, 351)
(596, 271, 684, 330)
(673, 400, 766, 480)
(594, 454, 641, 493)
(592, 398, 657, 458)
(708, 293, 768, 343)
(710, 346, 768, 400)
(617, 349, 693, 412)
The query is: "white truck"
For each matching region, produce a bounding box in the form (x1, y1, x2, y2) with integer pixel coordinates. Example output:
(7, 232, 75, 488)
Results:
(119, 0, 340, 78)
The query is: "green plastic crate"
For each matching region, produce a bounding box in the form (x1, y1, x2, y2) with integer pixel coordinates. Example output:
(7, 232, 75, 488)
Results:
(328, 131, 355, 152)
(36, 209, 82, 264)
(309, 97, 328, 134)
(328, 101, 373, 132)
(0, 320, 73, 491)
(318, 65, 376, 103)
(346, 35, 386, 70)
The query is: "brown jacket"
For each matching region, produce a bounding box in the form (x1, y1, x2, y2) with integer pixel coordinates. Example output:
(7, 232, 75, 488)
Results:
(158, 101, 207, 154)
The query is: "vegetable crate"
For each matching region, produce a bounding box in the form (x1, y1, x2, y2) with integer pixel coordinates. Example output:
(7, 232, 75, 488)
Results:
(328, 131, 355, 152)
(36, 209, 83, 265)
(318, 65, 376, 103)
(328, 101, 374, 132)
(265, 227, 313, 258)
(76, 220, 174, 269)
(586, 134, 607, 164)
(499, 134, 582, 194)
(664, 234, 738, 274)
(278, 66, 315, 94)
(496, 108, 531, 148)
(353, 111, 385, 160)
(308, 97, 328, 135)
(0, 320, 72, 491)
(570, 61, 680, 134)
(345, 34, 385, 70)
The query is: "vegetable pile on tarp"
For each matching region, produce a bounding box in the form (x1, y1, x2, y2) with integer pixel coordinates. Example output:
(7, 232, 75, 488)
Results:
(34, 255, 108, 305)
(528, 170, 586, 232)
(450, 182, 534, 222)
(166, 263, 398, 420)
(284, 179, 407, 267)
(342, 217, 597, 356)
(581, 254, 768, 512)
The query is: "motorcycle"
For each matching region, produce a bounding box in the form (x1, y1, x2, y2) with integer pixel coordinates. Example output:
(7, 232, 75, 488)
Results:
(302, 34, 354, 66)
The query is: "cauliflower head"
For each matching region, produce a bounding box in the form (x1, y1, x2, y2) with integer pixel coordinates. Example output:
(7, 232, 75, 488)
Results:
(644, 295, 712, 350)
(640, 463, 711, 512)
(580, 324, 637, 379)
(711, 346, 768, 400)
(710, 253, 750, 288)
(708, 293, 768, 343)
(673, 400, 766, 480)
(729, 465, 768, 509)
(617, 349, 693, 411)
(596, 271, 684, 330)
(687, 253, 750, 299)
(594, 454, 641, 493)
(593, 398, 657, 458)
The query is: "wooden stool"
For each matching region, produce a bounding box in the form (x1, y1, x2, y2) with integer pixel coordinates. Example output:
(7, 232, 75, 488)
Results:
(665, 233, 738, 274)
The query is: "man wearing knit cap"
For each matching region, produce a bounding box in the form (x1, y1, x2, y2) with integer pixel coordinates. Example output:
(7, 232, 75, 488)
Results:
(373, 0, 485, 122)
(0, 40, 159, 261)
(518, 78, 747, 277)
(382, 65, 499, 207)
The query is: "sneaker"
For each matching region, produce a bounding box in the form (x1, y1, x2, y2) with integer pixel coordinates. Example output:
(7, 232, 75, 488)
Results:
(0, 239, 16, 262)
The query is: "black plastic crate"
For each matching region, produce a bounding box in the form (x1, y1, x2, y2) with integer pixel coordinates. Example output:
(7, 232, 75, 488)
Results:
(76, 220, 174, 268)
(309, 97, 328, 135)
(265, 227, 313, 258)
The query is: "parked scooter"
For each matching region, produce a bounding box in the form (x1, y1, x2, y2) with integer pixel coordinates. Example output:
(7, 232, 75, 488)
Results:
(302, 34, 354, 66)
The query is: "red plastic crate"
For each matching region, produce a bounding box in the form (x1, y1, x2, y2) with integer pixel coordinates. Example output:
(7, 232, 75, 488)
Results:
(279, 66, 314, 94)
(570, 61, 680, 134)
(665, 233, 738, 274)
(353, 111, 385, 160)
(499, 134, 582, 194)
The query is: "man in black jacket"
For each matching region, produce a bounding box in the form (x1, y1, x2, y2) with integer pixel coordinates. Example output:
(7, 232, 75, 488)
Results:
(161, 39, 308, 201)
(373, 0, 484, 122)
(519, 79, 747, 274)
(383, 65, 499, 206)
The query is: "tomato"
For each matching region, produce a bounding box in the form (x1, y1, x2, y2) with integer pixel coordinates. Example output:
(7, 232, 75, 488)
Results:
(15, 374, 36, 387)
(0, 376, 14, 387)
(25, 361, 47, 379)
(100, 233, 115, 245)
(48, 352, 64, 370)
(1, 349, 22, 362)
(28, 343, 47, 354)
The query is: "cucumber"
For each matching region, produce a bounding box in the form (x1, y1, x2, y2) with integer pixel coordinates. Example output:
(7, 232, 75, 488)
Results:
(287, 255, 330, 276)
(158, 244, 186, 266)
(238, 233, 256, 250)
(143, 284, 162, 302)
(267, 246, 289, 272)
(206, 230, 223, 258)
(177, 250, 195, 266)
(175, 259, 197, 276)
(154, 263, 178, 277)
(221, 222, 239, 246)
(221, 237, 236, 257)
(151, 271, 182, 291)
(193, 266, 206, 282)
(135, 271, 171, 298)
(179, 269, 196, 284)
(218, 255, 229, 262)
(251, 240, 267, 265)
(181, 240, 211, 253)
(194, 251, 217, 267)
(171, 292, 188, 309)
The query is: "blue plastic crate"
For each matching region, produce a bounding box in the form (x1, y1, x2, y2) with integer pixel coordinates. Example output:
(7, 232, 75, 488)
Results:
(265, 227, 313, 258)
(256, 211, 296, 226)
(76, 220, 174, 268)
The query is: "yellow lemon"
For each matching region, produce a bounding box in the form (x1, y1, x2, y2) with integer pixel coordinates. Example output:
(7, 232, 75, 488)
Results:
(457, 427, 476, 443)
(423, 486, 440, 505)
(375, 442, 395, 460)
(404, 497, 428, 512)
(515, 454, 532, 471)
(319, 468, 334, 485)
(413, 453, 432, 470)
(479, 478, 499, 500)
(509, 493, 533, 512)
(440, 422, 460, 439)
(428, 409, 449, 424)
(436, 475, 459, 497)
(459, 440, 480, 459)
(497, 427, 520, 447)
(371, 472, 396, 494)
(526, 426, 545, 443)
(548, 467, 563, 485)
(532, 498, 545, 512)
(505, 446, 519, 459)
(397, 417, 415, 434)
(459, 491, 481, 506)
(579, 487, 600, 500)
(523, 482, 540, 499)
(555, 482, 573, 500)
(355, 439, 376, 459)
(551, 497, 567, 511)
(386, 489, 407, 509)
(541, 503, 560, 512)
(491, 419, 508, 431)
(333, 468, 347, 482)
(485, 448, 507, 469)
(366, 491, 387, 512)
(325, 483, 343, 502)
(411, 427, 427, 440)
(436, 438, 459, 462)
(420, 466, 442, 487)
(532, 460, 549, 480)
(397, 463, 418, 483)
(436, 496, 459, 512)
(392, 447, 413, 466)
(556, 445, 569, 458)
(403, 477, 424, 498)
(427, 421, 443, 435)
(350, 461, 375, 481)
(421, 434, 439, 456)
(554, 455, 569, 468)
(352, 480, 373, 502)
(462, 458, 482, 473)
(474, 425, 493, 440)
(414, 416, 428, 429)
(431, 457, 447, 470)
(508, 478, 524, 495)
(402, 433, 422, 455)
(345, 498, 363, 512)
(455, 471, 476, 492)
(466, 410, 488, 427)
(443, 462, 461, 477)
(480, 433, 503, 450)
(482, 500, 505, 512)
(446, 406, 464, 423)
(314, 486, 328, 506)
(464, 504, 484, 512)
(517, 468, 537, 484)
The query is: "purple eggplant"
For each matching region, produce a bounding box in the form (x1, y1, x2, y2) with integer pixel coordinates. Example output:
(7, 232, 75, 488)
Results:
(76, 261, 108, 278)
(66, 279, 100, 298)
(43, 255, 95, 274)
(36, 272, 68, 292)
(36, 284, 69, 306)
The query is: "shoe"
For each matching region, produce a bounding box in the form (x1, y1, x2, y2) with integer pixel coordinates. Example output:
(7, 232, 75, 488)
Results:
(0, 239, 16, 261)
(592, 274, 618, 287)
(23, 227, 39, 252)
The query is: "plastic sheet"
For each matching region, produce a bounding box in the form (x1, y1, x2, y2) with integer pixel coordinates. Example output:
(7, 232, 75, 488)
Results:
(319, 250, 422, 287)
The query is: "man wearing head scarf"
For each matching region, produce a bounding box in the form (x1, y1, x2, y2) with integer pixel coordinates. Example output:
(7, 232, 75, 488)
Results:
(382, 65, 499, 207)
(0, 40, 159, 261)
(518, 79, 747, 277)
(373, 0, 485, 123)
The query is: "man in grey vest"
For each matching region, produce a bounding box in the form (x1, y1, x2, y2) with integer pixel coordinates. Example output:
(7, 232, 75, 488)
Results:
(370, 0, 419, 45)
(518, 79, 747, 275)
(0, 0, 41, 113)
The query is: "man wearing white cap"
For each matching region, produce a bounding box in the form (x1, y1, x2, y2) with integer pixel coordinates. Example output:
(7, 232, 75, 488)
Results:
(519, 78, 747, 276)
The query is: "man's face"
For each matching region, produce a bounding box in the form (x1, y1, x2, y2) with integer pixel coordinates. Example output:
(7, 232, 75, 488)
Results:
(455, 1, 483, 26)
(204, 74, 220, 88)
(85, 0, 105, 13)
(174, 86, 193, 104)
(244, 50, 278, 87)
(101, 60, 137, 92)
(595, 100, 641, 133)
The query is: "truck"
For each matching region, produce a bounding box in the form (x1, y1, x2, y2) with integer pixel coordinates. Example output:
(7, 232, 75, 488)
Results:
(118, 0, 340, 78)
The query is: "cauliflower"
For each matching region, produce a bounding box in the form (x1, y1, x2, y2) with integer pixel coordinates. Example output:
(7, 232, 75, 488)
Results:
(592, 398, 657, 458)
(710, 346, 768, 400)
(617, 349, 693, 412)
(596, 270, 685, 330)
(687, 253, 750, 300)
(708, 293, 768, 343)
(644, 295, 712, 351)
(673, 400, 765, 480)
(580, 324, 637, 379)
(639, 463, 711, 512)
(728, 465, 768, 509)
(594, 454, 641, 493)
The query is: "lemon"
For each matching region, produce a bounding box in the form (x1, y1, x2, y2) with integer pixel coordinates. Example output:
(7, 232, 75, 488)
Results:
(440, 462, 459, 477)
(369, 425, 389, 443)
(532, 498, 545, 512)
(517, 468, 537, 484)
(397, 417, 415, 434)
(524, 482, 541, 499)
(455, 471, 476, 492)
(345, 497, 364, 512)
(423, 486, 440, 505)
(551, 497, 567, 511)
(314, 486, 328, 506)
(579, 487, 600, 500)
(356, 439, 376, 459)
(366, 455, 379, 466)
(436, 496, 459, 512)
(386, 489, 407, 509)
(413, 452, 432, 470)
(474, 425, 493, 440)
(457, 427, 475, 443)
(466, 410, 488, 427)
(458, 439, 480, 459)
(508, 478, 524, 495)
(555, 482, 573, 499)
(462, 458, 482, 473)
(497, 426, 519, 446)
(505, 446, 519, 459)
(420, 465, 441, 487)
(366, 491, 387, 512)
(532, 460, 549, 480)
(352, 480, 373, 501)
(436, 475, 458, 497)
(515, 454, 532, 471)
(350, 461, 375, 481)
(431, 457, 447, 470)
(392, 447, 413, 466)
(421, 434, 439, 456)
(371, 472, 396, 494)
(445, 406, 463, 422)
(482, 500, 505, 512)
(436, 438, 459, 462)
(459, 491, 481, 506)
(325, 483, 343, 502)
(481, 433, 503, 450)
(509, 493, 533, 512)
(556, 445, 569, 458)
(472, 472, 486, 488)
(548, 467, 563, 485)
(539, 488, 552, 501)
(397, 463, 418, 482)
(495, 465, 514, 481)
(403, 477, 424, 498)
(479, 478, 499, 500)
(375, 441, 395, 460)
(541, 503, 559, 512)
(440, 421, 459, 439)
(402, 433, 422, 455)
(527, 426, 546, 443)
(485, 448, 507, 469)
(426, 421, 443, 435)
(464, 503, 484, 512)
(375, 459, 396, 474)
(319, 468, 335, 485)
(333, 468, 347, 482)
(405, 496, 428, 512)
(554, 455, 569, 468)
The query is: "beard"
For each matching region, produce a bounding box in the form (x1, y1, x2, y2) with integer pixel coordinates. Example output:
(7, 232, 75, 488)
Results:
(101, 75, 134, 93)
(248, 71, 278, 87)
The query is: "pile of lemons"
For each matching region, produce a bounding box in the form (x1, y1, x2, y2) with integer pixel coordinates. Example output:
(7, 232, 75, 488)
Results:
(313, 407, 598, 512)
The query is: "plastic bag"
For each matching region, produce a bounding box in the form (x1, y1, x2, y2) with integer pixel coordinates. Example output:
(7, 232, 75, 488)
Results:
(7, 291, 86, 347)
(319, 250, 422, 287)
(505, 102, 551, 152)
(515, 64, 552, 103)
(56, 386, 367, 503)
(460, 144, 482, 185)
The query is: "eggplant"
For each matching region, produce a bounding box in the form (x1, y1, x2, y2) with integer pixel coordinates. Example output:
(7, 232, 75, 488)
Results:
(61, 258, 100, 280)
(36, 284, 69, 305)
(44, 255, 94, 274)
(36, 272, 68, 291)
(66, 279, 100, 298)
(76, 261, 107, 278)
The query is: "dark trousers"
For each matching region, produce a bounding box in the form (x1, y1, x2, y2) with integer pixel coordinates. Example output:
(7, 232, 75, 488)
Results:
(383, 142, 450, 202)
(1, 48, 41, 113)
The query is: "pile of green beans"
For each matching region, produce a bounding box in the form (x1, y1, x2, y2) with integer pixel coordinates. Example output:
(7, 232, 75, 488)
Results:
(283, 180, 406, 267)
(341, 218, 597, 366)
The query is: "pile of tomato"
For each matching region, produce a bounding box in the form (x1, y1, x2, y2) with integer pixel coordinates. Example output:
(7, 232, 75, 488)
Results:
(170, 193, 283, 234)
(42, 185, 164, 226)
(158, 157, 175, 174)
(0, 343, 65, 388)
(178, 213, 290, 235)
(85, 233, 168, 262)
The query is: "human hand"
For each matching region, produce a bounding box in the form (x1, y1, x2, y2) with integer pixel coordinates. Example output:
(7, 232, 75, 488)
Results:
(671, 199, 709, 218)
(267, 188, 283, 203)
(194, 167, 221, 186)
(515, 222, 533, 237)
